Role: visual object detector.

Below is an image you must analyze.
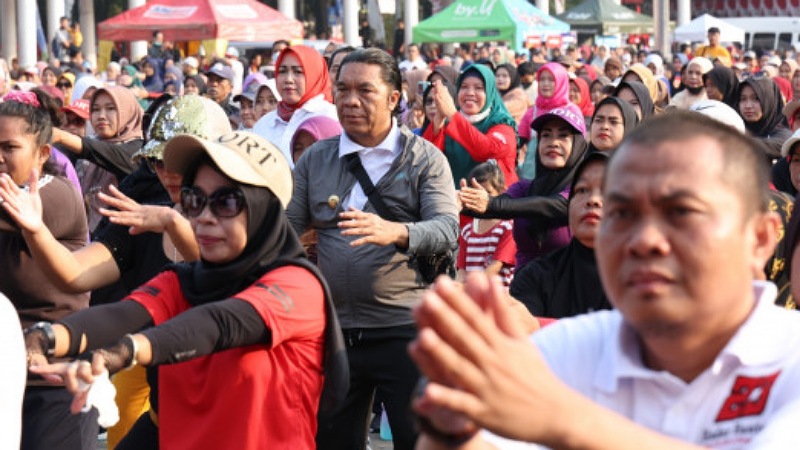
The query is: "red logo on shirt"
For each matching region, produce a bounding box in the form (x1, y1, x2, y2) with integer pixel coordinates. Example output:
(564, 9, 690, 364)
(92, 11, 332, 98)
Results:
(715, 371, 781, 422)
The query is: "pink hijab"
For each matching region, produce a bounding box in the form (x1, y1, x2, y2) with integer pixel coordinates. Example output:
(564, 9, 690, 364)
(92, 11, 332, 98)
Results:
(519, 63, 572, 141)
(535, 62, 570, 110)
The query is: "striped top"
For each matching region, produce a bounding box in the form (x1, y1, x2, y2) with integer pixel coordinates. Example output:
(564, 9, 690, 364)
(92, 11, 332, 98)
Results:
(457, 219, 516, 287)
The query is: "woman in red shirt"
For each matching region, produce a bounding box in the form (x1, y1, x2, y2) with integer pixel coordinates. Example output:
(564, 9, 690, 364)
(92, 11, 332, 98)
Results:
(422, 64, 518, 189)
(22, 132, 340, 449)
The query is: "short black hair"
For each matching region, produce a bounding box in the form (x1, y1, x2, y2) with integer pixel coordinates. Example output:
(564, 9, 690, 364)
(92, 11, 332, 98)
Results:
(708, 27, 721, 34)
(329, 46, 356, 69)
(338, 48, 402, 116)
(518, 61, 536, 76)
(612, 111, 769, 216)
(467, 162, 506, 193)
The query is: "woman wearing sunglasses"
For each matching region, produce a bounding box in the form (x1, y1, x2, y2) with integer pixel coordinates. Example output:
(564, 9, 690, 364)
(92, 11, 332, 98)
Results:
(0, 95, 231, 448)
(24, 131, 331, 450)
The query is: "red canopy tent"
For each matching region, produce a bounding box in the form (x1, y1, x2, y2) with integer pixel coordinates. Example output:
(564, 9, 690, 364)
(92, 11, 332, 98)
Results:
(97, 0, 304, 42)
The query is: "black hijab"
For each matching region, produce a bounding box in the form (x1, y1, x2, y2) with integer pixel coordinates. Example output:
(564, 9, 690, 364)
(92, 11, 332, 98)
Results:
(495, 63, 521, 97)
(529, 116, 589, 199)
(738, 77, 787, 138)
(173, 168, 305, 305)
(171, 162, 348, 414)
(705, 66, 739, 108)
(510, 153, 611, 318)
(588, 96, 639, 153)
(613, 80, 655, 122)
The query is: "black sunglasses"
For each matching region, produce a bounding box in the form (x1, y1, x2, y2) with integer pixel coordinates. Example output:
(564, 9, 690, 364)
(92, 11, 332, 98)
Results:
(57, 82, 72, 88)
(145, 157, 164, 173)
(180, 186, 245, 218)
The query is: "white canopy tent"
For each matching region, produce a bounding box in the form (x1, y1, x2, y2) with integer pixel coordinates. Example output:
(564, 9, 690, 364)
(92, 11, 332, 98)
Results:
(673, 14, 745, 43)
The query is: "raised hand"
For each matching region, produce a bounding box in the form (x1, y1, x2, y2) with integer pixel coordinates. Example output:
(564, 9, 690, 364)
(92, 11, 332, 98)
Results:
(458, 178, 491, 214)
(0, 170, 45, 234)
(431, 79, 458, 134)
(99, 185, 180, 235)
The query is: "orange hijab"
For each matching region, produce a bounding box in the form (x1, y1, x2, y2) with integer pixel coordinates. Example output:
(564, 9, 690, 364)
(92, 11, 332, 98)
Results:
(275, 46, 332, 121)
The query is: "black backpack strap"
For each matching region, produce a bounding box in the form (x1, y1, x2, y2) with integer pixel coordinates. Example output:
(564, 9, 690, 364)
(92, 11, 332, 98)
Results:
(343, 153, 398, 222)
(270, 259, 349, 417)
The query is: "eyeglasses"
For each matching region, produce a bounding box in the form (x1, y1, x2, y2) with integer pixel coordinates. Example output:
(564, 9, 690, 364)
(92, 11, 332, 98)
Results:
(180, 186, 245, 218)
(66, 117, 86, 127)
(57, 82, 72, 89)
(145, 157, 165, 173)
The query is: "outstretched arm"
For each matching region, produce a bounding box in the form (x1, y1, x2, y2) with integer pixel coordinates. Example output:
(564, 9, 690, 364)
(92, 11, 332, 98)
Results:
(0, 172, 120, 293)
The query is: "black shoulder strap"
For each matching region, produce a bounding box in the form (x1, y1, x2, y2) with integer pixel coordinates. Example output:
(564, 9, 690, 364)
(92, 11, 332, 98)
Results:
(268, 259, 349, 417)
(343, 153, 398, 222)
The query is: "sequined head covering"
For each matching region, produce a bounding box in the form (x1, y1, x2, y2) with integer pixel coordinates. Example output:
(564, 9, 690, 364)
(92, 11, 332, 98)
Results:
(132, 95, 233, 161)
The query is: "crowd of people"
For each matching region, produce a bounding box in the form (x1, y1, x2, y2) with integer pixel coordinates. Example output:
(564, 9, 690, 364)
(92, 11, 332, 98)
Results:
(2, 22, 800, 450)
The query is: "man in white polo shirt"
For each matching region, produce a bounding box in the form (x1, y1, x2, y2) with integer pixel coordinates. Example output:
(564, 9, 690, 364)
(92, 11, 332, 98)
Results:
(411, 111, 800, 449)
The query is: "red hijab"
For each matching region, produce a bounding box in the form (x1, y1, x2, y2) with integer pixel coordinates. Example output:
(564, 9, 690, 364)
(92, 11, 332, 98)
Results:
(774, 76, 793, 101)
(571, 77, 595, 118)
(275, 46, 333, 121)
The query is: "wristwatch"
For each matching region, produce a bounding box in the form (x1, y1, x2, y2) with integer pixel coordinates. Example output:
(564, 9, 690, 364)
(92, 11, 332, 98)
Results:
(26, 321, 56, 357)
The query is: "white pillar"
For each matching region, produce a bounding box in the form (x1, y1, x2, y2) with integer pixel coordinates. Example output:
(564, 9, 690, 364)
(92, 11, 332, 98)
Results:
(535, 0, 549, 14)
(343, 0, 359, 47)
(1, 0, 18, 62)
(677, 0, 691, 27)
(16, 0, 36, 69)
(404, 0, 418, 50)
(653, 0, 669, 56)
(278, 0, 295, 20)
(129, 0, 147, 61)
(79, 0, 96, 67)
(47, 0, 66, 55)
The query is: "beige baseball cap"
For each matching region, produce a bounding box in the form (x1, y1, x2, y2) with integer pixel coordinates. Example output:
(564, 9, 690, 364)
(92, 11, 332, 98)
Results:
(781, 128, 800, 158)
(163, 131, 293, 208)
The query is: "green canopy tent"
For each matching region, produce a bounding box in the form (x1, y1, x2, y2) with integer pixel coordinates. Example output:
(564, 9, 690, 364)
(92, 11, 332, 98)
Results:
(413, 0, 571, 53)
(556, 0, 653, 35)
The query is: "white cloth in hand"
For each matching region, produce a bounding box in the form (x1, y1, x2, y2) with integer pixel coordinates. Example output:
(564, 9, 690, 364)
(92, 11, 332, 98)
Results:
(78, 369, 119, 428)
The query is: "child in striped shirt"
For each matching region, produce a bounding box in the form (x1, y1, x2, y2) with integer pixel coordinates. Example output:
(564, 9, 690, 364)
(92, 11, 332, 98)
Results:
(456, 162, 516, 287)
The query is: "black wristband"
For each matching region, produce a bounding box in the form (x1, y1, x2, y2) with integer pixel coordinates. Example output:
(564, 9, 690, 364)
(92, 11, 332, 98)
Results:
(61, 321, 84, 357)
(412, 377, 479, 447)
(416, 414, 479, 447)
(25, 322, 55, 357)
(93, 335, 137, 375)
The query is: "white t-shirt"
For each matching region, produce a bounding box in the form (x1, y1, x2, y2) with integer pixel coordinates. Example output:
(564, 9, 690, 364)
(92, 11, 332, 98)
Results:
(399, 58, 428, 72)
(0, 293, 25, 448)
(485, 281, 800, 449)
(251, 95, 338, 169)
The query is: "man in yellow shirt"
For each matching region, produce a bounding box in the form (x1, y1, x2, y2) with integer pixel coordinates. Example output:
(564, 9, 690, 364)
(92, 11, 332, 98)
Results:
(695, 27, 732, 67)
